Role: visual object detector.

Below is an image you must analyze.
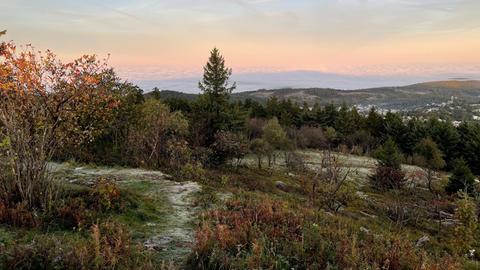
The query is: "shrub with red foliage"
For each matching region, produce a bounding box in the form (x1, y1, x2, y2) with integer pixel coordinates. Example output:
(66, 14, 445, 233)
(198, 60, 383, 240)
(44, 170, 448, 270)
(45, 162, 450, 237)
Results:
(370, 166, 406, 190)
(188, 195, 460, 270)
(56, 197, 90, 229)
(89, 177, 122, 212)
(0, 221, 155, 269)
(0, 200, 39, 228)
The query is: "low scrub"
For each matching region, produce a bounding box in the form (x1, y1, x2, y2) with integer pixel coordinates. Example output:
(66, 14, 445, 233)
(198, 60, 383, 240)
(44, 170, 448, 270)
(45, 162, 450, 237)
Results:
(187, 195, 458, 269)
(0, 221, 155, 270)
(370, 166, 407, 190)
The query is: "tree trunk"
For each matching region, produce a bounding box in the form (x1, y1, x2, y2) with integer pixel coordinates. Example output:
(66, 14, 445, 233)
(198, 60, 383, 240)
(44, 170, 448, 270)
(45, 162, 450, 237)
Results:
(427, 169, 433, 191)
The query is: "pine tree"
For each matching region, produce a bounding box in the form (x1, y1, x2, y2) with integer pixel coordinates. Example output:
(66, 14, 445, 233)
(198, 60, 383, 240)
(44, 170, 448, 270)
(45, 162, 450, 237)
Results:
(427, 118, 460, 168)
(375, 137, 403, 170)
(371, 138, 406, 189)
(445, 158, 475, 194)
(457, 122, 480, 174)
(192, 48, 238, 148)
(198, 48, 236, 101)
(366, 107, 384, 138)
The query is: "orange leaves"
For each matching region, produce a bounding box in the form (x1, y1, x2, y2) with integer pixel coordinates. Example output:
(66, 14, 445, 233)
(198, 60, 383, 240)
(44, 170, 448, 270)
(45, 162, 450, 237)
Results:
(0, 41, 121, 209)
(0, 41, 120, 147)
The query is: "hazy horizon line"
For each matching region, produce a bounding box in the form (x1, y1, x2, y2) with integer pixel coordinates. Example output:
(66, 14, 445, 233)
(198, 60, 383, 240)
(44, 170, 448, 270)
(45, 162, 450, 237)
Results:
(130, 69, 480, 93)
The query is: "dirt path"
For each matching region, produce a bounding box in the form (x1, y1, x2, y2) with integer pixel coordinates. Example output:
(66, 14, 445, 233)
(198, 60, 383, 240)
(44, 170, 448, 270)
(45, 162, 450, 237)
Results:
(49, 163, 201, 262)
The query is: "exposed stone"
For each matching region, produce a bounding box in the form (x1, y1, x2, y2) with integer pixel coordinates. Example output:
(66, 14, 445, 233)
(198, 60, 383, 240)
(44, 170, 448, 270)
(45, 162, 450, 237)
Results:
(441, 219, 459, 227)
(416, 235, 430, 247)
(356, 191, 368, 200)
(144, 236, 173, 251)
(439, 211, 454, 219)
(275, 181, 289, 192)
(359, 211, 377, 219)
(360, 226, 370, 234)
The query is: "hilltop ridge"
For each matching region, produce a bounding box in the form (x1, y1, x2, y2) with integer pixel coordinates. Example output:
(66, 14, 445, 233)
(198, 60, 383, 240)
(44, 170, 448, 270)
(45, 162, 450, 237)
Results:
(151, 80, 480, 111)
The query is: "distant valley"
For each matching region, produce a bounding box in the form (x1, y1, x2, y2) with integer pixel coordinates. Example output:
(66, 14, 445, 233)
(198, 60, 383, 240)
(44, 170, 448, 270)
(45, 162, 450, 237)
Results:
(155, 80, 480, 109)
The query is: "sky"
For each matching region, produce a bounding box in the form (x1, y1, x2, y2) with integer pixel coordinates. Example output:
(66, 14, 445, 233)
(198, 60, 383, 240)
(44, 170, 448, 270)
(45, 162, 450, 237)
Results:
(1, 0, 480, 91)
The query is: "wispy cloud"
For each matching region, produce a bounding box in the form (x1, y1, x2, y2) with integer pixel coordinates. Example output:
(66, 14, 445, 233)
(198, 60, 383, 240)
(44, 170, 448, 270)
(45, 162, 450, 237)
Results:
(2, 0, 479, 83)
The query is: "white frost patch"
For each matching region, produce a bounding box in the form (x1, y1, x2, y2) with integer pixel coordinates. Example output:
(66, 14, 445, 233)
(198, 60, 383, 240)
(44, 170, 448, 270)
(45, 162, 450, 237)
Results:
(48, 162, 201, 258)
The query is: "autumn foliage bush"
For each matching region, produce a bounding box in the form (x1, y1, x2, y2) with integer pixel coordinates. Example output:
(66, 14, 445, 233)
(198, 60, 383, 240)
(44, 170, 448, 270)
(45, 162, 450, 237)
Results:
(188, 195, 459, 269)
(0, 200, 39, 228)
(54, 177, 125, 229)
(89, 177, 122, 212)
(0, 221, 155, 270)
(0, 42, 118, 212)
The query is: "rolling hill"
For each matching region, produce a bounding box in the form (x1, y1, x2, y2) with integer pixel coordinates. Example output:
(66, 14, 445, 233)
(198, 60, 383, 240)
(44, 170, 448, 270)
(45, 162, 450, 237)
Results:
(154, 80, 480, 111)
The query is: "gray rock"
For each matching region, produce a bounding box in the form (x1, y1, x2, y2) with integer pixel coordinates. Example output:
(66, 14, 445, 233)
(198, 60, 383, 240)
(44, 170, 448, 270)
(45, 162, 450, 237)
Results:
(360, 226, 370, 234)
(275, 181, 289, 192)
(359, 211, 377, 219)
(144, 236, 173, 251)
(441, 219, 459, 227)
(356, 191, 368, 200)
(416, 235, 430, 247)
(439, 211, 453, 218)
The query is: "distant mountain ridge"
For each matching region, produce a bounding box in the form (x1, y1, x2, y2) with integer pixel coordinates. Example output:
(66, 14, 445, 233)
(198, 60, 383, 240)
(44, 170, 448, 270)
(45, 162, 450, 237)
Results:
(152, 80, 480, 110)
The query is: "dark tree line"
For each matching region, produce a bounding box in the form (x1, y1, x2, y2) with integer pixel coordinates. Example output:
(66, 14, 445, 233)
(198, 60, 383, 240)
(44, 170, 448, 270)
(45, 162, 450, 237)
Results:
(164, 95, 480, 170)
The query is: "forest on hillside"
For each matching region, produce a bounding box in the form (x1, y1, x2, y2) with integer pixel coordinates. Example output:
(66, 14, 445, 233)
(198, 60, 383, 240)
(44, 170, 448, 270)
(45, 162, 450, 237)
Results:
(1, 37, 480, 269)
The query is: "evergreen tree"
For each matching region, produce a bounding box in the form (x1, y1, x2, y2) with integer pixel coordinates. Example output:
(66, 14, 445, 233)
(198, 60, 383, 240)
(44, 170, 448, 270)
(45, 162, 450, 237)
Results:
(192, 48, 238, 147)
(457, 122, 480, 174)
(198, 47, 236, 100)
(321, 103, 338, 127)
(371, 138, 406, 189)
(445, 158, 476, 194)
(375, 137, 403, 170)
(403, 117, 427, 154)
(150, 87, 161, 100)
(266, 97, 280, 118)
(426, 118, 460, 168)
(414, 138, 445, 191)
(366, 107, 384, 139)
(383, 112, 407, 150)
(334, 104, 352, 140)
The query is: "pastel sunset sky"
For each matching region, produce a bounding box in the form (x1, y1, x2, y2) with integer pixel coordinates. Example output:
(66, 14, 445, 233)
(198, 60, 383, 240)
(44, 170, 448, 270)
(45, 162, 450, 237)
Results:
(2, 0, 480, 90)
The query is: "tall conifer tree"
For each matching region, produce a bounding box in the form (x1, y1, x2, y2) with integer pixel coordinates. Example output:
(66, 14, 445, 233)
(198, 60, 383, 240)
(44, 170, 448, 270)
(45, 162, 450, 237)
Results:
(199, 48, 236, 102)
(192, 48, 237, 148)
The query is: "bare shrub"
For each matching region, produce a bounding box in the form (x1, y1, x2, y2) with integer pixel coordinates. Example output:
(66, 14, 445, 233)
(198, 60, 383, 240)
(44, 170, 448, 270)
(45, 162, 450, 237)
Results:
(247, 117, 267, 140)
(370, 166, 406, 190)
(210, 131, 248, 167)
(309, 150, 355, 212)
(296, 126, 326, 149)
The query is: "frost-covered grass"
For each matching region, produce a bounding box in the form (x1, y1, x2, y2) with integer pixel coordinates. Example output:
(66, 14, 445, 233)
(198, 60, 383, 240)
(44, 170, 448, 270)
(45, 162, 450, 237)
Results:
(186, 150, 478, 269)
(0, 162, 202, 267)
(51, 162, 202, 261)
(1, 153, 475, 268)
